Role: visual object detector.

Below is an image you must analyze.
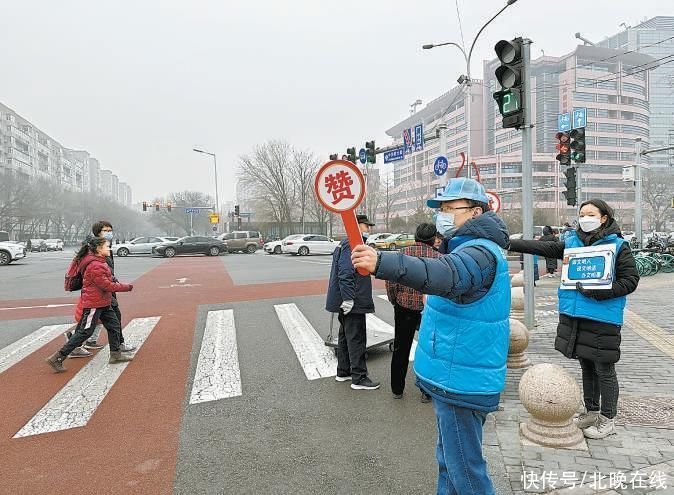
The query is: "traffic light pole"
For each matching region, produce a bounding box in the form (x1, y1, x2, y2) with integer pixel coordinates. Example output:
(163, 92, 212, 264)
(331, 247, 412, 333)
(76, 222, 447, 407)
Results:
(520, 38, 535, 331)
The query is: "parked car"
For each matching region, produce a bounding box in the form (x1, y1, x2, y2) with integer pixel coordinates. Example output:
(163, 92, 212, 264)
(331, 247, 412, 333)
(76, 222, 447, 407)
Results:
(264, 235, 301, 254)
(115, 236, 173, 256)
(152, 236, 227, 258)
(0, 241, 27, 265)
(366, 233, 393, 247)
(282, 234, 339, 256)
(373, 233, 415, 251)
(44, 238, 64, 251)
(163, 237, 180, 242)
(29, 239, 47, 252)
(218, 231, 262, 254)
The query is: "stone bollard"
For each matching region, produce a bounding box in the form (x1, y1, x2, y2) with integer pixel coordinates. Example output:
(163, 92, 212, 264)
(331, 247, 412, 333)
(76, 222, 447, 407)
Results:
(510, 286, 525, 322)
(519, 363, 585, 449)
(507, 319, 531, 369)
(511, 271, 524, 288)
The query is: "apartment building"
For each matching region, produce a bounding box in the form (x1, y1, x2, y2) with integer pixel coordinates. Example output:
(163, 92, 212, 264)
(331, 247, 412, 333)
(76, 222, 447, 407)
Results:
(0, 102, 132, 203)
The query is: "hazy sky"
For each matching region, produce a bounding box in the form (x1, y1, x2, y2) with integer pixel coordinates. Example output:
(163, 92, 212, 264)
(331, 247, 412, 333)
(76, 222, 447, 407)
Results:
(1, 1, 666, 202)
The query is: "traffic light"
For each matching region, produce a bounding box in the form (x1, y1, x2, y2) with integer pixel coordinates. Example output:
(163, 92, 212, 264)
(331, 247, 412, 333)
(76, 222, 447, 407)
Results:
(569, 128, 586, 163)
(493, 37, 525, 129)
(346, 147, 357, 163)
(555, 132, 571, 167)
(155, 202, 160, 212)
(365, 141, 376, 164)
(563, 167, 577, 206)
(142, 201, 147, 212)
(329, 154, 338, 161)
(234, 204, 240, 216)
(167, 202, 172, 212)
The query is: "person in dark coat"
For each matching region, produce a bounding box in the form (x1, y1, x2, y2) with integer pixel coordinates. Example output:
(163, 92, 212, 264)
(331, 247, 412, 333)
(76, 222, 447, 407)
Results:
(508, 199, 639, 440)
(325, 214, 378, 390)
(385, 223, 441, 401)
(540, 225, 559, 276)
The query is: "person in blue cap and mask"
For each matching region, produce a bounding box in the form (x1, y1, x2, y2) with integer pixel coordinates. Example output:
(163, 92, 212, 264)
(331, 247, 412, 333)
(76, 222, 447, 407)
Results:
(351, 177, 510, 495)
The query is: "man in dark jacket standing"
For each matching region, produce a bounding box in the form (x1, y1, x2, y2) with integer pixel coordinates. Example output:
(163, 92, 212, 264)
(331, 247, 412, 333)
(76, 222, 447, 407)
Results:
(325, 214, 379, 391)
(352, 178, 511, 494)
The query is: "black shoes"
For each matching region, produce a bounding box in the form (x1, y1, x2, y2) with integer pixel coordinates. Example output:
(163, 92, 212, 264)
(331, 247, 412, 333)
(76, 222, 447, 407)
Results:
(350, 377, 380, 390)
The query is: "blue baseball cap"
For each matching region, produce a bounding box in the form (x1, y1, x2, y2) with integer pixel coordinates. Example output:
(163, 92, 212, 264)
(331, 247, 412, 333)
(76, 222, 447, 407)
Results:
(427, 178, 489, 208)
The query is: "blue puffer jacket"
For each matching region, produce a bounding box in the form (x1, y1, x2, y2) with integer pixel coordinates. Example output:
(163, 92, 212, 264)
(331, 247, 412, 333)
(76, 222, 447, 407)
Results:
(325, 239, 375, 314)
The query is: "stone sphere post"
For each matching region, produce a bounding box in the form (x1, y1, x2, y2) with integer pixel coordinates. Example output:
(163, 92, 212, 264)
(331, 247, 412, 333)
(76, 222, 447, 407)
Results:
(519, 363, 585, 449)
(508, 319, 531, 368)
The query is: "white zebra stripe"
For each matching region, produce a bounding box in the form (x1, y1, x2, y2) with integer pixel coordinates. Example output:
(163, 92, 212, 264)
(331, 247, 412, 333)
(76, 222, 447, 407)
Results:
(0, 324, 73, 376)
(189, 310, 242, 404)
(14, 317, 160, 438)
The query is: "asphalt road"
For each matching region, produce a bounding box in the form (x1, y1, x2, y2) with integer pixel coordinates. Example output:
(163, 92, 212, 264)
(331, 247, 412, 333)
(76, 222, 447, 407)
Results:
(1, 248, 463, 494)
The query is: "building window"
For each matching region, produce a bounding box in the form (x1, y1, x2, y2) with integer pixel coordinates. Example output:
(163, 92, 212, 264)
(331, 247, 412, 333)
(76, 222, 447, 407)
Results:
(596, 123, 617, 133)
(574, 92, 595, 102)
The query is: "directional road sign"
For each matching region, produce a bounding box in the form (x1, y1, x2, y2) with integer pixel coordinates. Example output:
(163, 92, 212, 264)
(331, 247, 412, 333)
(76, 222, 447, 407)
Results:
(185, 208, 200, 214)
(558, 112, 571, 132)
(383, 147, 405, 164)
(359, 148, 367, 165)
(572, 108, 587, 129)
(433, 156, 448, 176)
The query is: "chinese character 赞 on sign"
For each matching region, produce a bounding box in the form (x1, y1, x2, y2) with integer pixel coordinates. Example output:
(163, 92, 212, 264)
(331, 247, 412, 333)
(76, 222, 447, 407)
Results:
(325, 170, 355, 205)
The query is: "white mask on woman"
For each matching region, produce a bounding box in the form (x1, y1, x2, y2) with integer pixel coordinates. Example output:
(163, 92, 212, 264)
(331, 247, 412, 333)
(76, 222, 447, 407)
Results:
(578, 216, 601, 233)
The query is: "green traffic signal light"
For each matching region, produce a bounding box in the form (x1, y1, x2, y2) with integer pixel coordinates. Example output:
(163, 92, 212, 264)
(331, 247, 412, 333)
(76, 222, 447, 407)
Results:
(365, 141, 376, 164)
(569, 128, 586, 163)
(346, 147, 356, 163)
(493, 37, 525, 129)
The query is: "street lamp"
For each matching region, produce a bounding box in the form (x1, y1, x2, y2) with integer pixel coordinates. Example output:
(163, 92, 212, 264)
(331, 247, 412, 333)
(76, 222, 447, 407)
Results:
(192, 148, 220, 224)
(423, 0, 518, 177)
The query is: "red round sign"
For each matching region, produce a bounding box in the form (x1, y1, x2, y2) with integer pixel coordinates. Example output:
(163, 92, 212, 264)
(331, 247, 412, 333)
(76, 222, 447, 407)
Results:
(314, 160, 365, 214)
(485, 191, 501, 213)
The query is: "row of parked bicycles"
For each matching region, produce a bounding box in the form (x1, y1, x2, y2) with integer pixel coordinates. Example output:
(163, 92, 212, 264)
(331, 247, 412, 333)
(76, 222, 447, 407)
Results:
(629, 232, 674, 277)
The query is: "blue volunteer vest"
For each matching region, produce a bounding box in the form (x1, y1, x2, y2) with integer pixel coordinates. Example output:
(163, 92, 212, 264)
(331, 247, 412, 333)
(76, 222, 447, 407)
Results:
(558, 232, 626, 325)
(413, 238, 511, 395)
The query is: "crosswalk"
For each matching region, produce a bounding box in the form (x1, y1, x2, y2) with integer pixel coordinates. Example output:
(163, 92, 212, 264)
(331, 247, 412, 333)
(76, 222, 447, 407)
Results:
(2, 302, 416, 439)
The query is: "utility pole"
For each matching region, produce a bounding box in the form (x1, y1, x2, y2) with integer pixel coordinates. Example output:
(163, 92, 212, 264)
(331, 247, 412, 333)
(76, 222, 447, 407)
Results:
(520, 39, 535, 330)
(634, 138, 643, 248)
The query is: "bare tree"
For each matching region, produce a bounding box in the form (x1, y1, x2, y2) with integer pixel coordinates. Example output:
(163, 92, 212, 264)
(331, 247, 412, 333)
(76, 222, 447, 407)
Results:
(238, 141, 296, 235)
(290, 148, 319, 232)
(381, 178, 396, 232)
(642, 170, 674, 231)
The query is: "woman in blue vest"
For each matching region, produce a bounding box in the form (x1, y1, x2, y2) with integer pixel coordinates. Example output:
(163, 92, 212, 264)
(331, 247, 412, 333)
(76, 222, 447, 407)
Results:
(509, 199, 640, 439)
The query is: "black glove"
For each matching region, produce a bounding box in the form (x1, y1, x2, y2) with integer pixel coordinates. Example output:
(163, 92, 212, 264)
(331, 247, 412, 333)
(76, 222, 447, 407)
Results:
(575, 282, 613, 300)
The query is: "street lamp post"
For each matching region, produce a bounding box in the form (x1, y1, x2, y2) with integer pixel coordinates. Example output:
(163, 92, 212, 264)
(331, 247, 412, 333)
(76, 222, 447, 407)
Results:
(423, 0, 518, 177)
(192, 148, 220, 226)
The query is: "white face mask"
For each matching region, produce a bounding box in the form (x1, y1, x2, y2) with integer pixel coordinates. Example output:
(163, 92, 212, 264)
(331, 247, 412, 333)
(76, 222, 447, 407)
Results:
(578, 216, 602, 233)
(435, 212, 455, 236)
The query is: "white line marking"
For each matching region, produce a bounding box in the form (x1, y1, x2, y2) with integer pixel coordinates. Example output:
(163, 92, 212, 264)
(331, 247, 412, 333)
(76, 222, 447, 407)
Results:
(274, 303, 337, 380)
(0, 324, 73, 375)
(0, 304, 75, 311)
(14, 317, 160, 438)
(189, 310, 241, 404)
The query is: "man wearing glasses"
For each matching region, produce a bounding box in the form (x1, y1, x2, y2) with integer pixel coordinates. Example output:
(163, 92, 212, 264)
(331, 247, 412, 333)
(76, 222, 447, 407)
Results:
(351, 178, 510, 495)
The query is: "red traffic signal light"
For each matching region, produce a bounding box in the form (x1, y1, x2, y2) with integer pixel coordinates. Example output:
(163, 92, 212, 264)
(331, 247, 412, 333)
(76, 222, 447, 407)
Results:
(167, 202, 172, 212)
(555, 132, 571, 166)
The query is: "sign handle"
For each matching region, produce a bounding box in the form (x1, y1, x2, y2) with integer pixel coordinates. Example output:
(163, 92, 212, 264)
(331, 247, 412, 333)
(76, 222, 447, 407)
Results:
(340, 210, 369, 276)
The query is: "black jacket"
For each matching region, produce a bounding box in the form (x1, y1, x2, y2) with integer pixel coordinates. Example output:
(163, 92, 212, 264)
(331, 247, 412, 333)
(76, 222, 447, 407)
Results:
(509, 219, 640, 363)
(325, 239, 374, 314)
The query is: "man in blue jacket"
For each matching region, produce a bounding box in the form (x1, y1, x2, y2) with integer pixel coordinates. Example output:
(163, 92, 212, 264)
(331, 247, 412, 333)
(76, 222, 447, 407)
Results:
(352, 178, 510, 495)
(325, 214, 379, 391)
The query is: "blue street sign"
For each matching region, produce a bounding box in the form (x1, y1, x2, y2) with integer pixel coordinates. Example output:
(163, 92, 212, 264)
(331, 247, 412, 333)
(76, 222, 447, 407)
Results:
(383, 147, 405, 164)
(558, 112, 571, 132)
(359, 148, 367, 164)
(414, 123, 424, 152)
(185, 208, 201, 214)
(433, 156, 448, 176)
(572, 108, 587, 129)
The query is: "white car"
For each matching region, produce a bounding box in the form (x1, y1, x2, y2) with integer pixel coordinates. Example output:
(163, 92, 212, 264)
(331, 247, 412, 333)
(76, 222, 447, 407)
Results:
(114, 236, 172, 256)
(44, 238, 64, 251)
(265, 235, 301, 254)
(282, 234, 339, 256)
(366, 233, 392, 247)
(0, 241, 27, 265)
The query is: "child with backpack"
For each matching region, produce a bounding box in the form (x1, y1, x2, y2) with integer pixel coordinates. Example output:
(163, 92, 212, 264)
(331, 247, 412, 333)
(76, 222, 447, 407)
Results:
(47, 237, 134, 372)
